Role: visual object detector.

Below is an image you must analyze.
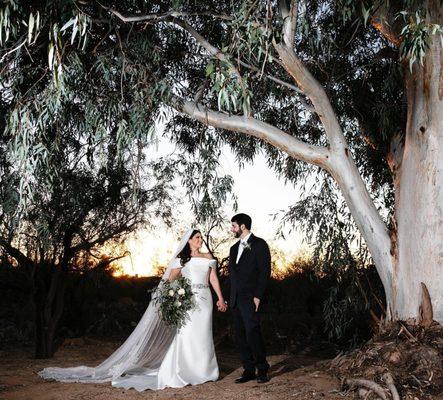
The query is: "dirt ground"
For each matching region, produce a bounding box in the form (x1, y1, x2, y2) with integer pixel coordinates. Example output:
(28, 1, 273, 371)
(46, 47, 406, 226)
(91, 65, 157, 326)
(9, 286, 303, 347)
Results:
(0, 339, 354, 400)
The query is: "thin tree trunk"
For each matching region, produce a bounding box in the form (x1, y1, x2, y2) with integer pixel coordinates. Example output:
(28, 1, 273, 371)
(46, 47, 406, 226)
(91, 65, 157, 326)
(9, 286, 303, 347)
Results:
(34, 266, 66, 358)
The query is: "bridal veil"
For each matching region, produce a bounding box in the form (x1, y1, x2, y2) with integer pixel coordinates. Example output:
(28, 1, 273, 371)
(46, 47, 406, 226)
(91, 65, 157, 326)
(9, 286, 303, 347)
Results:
(38, 228, 195, 383)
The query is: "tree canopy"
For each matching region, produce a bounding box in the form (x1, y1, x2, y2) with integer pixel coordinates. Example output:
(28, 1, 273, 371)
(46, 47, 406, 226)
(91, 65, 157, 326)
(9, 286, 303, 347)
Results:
(0, 0, 439, 263)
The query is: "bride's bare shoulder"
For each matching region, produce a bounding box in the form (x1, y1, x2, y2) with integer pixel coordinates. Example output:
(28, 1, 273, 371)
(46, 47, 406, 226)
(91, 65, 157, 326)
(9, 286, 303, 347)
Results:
(200, 253, 214, 260)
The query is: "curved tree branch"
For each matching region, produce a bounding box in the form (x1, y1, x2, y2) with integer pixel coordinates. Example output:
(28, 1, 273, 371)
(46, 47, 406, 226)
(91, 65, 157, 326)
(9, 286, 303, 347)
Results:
(162, 16, 249, 109)
(107, 7, 314, 114)
(104, 7, 231, 23)
(346, 378, 388, 400)
(271, 41, 394, 291)
(172, 97, 331, 169)
(106, 7, 241, 85)
(169, 18, 315, 114)
(273, 42, 348, 151)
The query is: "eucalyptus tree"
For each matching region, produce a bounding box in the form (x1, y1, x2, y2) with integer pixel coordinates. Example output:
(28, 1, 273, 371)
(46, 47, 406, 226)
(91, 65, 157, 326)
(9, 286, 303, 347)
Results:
(1, 0, 442, 325)
(0, 125, 177, 357)
(0, 18, 179, 356)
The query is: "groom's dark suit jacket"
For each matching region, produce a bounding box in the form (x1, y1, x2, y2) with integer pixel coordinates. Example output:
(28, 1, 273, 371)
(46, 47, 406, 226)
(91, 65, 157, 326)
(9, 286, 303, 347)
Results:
(228, 234, 271, 309)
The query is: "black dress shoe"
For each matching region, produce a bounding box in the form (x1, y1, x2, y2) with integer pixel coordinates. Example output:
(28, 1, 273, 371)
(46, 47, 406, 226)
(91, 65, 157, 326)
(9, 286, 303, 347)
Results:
(235, 372, 256, 383)
(256, 373, 270, 383)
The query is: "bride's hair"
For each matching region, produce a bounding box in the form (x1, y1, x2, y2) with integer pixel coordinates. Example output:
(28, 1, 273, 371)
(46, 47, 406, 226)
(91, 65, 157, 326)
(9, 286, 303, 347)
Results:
(178, 229, 201, 266)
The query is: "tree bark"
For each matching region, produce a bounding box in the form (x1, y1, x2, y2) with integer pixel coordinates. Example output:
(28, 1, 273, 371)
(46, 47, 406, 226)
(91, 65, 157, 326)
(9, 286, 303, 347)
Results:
(274, 43, 394, 311)
(327, 152, 394, 314)
(391, 14, 443, 322)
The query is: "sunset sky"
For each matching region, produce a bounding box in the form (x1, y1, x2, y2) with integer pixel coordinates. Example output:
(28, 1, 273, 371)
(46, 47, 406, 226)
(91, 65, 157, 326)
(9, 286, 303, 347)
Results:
(114, 124, 311, 277)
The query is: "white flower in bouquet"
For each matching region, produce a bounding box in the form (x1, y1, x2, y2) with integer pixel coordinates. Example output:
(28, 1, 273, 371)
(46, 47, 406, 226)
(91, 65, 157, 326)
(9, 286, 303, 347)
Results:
(154, 276, 196, 328)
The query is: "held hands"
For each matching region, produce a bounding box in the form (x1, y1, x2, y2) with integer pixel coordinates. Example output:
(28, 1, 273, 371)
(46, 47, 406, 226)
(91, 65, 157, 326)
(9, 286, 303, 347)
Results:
(253, 297, 260, 312)
(216, 299, 228, 312)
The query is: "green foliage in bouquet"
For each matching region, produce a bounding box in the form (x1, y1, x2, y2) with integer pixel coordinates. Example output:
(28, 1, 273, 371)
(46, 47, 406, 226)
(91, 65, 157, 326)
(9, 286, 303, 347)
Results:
(153, 276, 197, 329)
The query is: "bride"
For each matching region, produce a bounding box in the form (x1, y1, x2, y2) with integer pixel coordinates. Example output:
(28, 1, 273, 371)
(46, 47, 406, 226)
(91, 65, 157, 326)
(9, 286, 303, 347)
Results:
(38, 228, 228, 391)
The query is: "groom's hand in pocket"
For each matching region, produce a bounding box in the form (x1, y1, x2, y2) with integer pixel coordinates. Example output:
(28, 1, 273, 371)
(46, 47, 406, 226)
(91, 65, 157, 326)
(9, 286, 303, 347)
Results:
(253, 297, 260, 312)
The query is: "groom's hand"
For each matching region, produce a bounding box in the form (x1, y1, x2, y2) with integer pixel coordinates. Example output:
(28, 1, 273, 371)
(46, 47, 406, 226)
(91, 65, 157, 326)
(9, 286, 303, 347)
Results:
(253, 297, 260, 312)
(217, 299, 227, 312)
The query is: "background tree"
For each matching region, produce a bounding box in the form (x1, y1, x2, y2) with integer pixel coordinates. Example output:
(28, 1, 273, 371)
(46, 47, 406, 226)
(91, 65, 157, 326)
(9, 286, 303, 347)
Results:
(1, 0, 442, 324)
(0, 49, 178, 357)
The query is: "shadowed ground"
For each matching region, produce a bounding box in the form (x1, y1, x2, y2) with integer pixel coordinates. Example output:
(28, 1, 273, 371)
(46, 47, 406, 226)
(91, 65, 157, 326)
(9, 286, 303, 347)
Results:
(0, 340, 352, 400)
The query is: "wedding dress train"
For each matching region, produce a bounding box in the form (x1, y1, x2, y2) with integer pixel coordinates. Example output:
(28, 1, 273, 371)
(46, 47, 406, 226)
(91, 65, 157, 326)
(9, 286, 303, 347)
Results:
(38, 229, 219, 391)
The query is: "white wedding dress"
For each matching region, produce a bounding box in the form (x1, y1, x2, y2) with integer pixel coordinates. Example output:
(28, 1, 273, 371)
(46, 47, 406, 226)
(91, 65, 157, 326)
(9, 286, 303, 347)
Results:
(38, 229, 219, 392)
(112, 257, 219, 391)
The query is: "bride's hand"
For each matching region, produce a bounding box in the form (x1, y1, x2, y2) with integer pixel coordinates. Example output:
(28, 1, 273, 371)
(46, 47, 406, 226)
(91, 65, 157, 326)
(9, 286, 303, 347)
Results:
(216, 299, 227, 312)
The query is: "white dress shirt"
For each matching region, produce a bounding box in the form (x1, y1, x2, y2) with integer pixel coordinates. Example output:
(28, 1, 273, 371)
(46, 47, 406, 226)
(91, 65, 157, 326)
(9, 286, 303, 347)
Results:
(236, 232, 252, 263)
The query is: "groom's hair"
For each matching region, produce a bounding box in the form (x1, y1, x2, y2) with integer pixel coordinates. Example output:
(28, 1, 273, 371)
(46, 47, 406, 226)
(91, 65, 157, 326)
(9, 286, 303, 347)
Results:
(231, 213, 252, 230)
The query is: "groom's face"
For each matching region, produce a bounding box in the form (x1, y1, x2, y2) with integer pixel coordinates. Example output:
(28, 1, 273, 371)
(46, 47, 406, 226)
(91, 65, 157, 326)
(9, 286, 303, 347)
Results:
(231, 222, 244, 238)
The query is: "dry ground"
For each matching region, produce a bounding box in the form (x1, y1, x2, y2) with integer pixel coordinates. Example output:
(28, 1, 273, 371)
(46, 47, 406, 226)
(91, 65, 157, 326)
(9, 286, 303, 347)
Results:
(0, 339, 351, 400)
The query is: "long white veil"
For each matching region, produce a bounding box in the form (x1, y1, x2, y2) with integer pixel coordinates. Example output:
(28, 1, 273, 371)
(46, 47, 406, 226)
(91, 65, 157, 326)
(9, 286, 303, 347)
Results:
(38, 228, 195, 384)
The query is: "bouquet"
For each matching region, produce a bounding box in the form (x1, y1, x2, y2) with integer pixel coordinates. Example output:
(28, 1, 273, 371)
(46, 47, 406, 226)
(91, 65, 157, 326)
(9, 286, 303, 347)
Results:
(153, 276, 196, 328)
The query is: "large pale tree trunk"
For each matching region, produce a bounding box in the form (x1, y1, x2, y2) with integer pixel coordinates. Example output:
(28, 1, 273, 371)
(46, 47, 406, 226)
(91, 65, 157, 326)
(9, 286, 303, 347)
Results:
(151, 0, 443, 324)
(391, 28, 443, 322)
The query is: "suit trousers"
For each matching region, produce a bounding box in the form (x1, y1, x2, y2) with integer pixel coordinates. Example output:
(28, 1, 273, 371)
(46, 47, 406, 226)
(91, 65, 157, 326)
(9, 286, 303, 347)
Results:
(232, 297, 269, 373)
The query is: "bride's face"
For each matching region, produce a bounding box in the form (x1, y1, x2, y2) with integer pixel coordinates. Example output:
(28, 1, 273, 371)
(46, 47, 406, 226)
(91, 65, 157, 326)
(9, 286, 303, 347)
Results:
(188, 232, 203, 251)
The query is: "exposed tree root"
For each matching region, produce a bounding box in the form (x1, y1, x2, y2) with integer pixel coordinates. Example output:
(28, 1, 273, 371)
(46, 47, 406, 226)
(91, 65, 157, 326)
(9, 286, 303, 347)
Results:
(383, 372, 400, 400)
(358, 388, 372, 399)
(329, 321, 443, 399)
(345, 378, 388, 399)
(398, 322, 417, 342)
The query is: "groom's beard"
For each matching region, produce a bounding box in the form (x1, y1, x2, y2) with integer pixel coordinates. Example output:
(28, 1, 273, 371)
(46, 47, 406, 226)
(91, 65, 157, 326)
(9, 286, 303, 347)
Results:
(234, 229, 243, 238)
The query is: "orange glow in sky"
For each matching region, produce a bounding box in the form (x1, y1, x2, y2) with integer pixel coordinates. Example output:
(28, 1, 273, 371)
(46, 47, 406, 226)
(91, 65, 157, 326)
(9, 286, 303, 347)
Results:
(109, 227, 308, 278)
(111, 229, 179, 277)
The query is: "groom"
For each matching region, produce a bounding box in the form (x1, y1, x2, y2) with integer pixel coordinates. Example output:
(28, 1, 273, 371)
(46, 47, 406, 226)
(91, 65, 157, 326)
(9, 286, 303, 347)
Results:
(228, 213, 271, 384)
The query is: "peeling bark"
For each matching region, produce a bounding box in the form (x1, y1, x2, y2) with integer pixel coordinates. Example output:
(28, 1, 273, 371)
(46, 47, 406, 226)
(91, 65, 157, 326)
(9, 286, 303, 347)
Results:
(419, 282, 434, 327)
(392, 9, 443, 322)
(370, 3, 402, 46)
